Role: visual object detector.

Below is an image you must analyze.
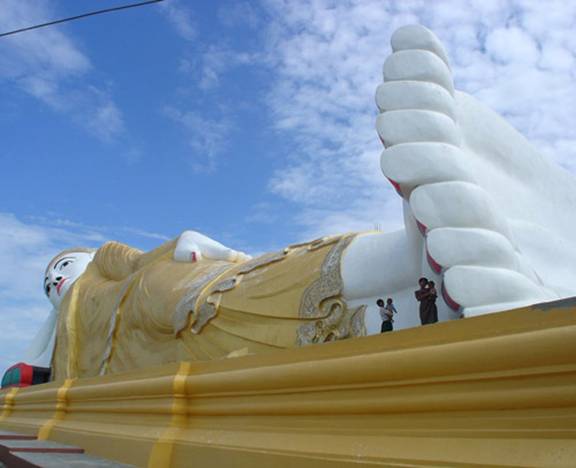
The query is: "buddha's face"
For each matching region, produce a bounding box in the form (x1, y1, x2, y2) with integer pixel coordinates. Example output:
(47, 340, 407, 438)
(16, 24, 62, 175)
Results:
(44, 251, 94, 308)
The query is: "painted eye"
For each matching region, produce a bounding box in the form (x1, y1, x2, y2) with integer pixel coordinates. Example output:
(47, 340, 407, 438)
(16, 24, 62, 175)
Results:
(45, 284, 51, 295)
(60, 261, 71, 269)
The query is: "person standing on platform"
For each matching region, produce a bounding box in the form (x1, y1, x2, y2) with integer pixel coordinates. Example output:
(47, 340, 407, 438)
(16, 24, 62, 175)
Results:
(377, 298, 395, 333)
(427, 281, 439, 323)
(415, 278, 438, 325)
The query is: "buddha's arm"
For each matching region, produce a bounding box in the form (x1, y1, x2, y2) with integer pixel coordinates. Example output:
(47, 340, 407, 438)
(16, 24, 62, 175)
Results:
(92, 231, 250, 281)
(173, 230, 251, 263)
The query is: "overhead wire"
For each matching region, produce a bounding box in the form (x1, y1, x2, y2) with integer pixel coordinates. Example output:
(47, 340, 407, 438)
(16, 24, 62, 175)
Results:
(0, 0, 165, 38)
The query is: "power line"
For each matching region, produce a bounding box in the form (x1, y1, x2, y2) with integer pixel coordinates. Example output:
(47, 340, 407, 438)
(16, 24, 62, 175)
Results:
(0, 0, 165, 39)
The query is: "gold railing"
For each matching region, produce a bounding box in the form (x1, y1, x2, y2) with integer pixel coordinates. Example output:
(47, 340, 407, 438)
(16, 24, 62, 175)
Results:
(1, 300, 576, 467)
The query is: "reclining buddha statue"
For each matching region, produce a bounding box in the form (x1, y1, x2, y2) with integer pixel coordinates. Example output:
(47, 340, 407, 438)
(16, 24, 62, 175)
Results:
(40, 231, 367, 380)
(22, 25, 576, 381)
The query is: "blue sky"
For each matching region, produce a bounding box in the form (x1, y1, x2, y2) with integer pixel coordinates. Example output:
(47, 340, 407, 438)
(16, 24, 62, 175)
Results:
(0, 1, 297, 253)
(2, 0, 576, 375)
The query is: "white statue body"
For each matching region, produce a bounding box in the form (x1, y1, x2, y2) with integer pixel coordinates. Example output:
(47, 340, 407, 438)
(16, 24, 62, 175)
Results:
(341, 25, 576, 330)
(23, 25, 576, 367)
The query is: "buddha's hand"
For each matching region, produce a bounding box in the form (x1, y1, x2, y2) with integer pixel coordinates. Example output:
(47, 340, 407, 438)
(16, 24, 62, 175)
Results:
(174, 230, 252, 263)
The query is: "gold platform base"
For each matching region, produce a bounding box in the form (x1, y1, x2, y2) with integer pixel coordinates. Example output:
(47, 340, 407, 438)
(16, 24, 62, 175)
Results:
(1, 299, 576, 467)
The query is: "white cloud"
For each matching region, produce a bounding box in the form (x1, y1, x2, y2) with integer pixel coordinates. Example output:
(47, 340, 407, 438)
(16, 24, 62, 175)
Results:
(0, 0, 125, 141)
(165, 44, 257, 171)
(159, 0, 196, 41)
(164, 106, 232, 172)
(177, 44, 259, 91)
(197, 46, 258, 90)
(160, 4, 259, 173)
(485, 27, 540, 65)
(218, 2, 261, 29)
(84, 94, 125, 142)
(259, 0, 576, 237)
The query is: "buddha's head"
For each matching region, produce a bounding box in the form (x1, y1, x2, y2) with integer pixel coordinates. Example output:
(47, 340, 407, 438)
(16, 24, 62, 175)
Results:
(44, 248, 95, 308)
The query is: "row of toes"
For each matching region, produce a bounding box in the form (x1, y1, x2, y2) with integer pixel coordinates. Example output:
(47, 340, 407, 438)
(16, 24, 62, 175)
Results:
(377, 25, 550, 314)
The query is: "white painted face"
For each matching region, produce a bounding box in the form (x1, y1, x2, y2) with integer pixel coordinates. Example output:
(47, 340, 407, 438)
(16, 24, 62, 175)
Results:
(44, 251, 94, 308)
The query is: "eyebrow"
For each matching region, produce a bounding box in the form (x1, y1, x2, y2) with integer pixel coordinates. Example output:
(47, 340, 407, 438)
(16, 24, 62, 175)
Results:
(53, 257, 74, 270)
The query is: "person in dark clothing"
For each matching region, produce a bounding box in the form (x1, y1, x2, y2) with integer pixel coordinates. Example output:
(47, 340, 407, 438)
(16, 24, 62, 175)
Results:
(414, 277, 438, 325)
(427, 281, 439, 324)
(377, 298, 394, 332)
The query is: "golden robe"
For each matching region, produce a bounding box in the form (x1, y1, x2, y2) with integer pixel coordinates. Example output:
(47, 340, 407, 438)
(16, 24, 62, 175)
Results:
(52, 234, 366, 380)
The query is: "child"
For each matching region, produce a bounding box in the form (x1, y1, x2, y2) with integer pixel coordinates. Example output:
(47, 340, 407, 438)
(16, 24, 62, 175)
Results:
(386, 297, 397, 313)
(377, 298, 396, 333)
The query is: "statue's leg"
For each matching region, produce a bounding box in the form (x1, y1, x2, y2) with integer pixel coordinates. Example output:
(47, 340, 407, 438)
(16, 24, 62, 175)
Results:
(342, 224, 425, 331)
(374, 25, 576, 317)
(342, 201, 422, 300)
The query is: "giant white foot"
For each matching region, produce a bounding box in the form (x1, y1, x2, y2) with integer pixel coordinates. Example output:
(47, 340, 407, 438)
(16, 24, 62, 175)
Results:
(375, 24, 576, 317)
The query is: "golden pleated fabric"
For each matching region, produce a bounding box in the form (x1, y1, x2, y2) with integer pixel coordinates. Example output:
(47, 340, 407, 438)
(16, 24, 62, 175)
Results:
(52, 234, 366, 380)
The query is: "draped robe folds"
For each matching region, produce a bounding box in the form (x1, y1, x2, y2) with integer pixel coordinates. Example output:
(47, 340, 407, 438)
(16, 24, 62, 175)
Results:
(24, 308, 58, 367)
(51, 234, 367, 380)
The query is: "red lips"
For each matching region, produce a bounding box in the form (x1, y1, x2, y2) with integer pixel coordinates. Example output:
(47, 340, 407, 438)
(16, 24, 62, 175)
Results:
(56, 278, 67, 295)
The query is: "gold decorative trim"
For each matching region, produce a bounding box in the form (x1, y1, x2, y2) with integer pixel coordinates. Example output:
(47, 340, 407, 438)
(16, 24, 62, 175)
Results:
(296, 304, 367, 346)
(307, 235, 341, 251)
(37, 378, 75, 440)
(0, 387, 18, 422)
(285, 240, 316, 251)
(173, 264, 230, 336)
(147, 361, 192, 467)
(284, 236, 340, 254)
(236, 250, 286, 275)
(212, 277, 237, 293)
(190, 299, 219, 335)
(298, 235, 355, 320)
(296, 235, 365, 346)
(350, 305, 367, 337)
